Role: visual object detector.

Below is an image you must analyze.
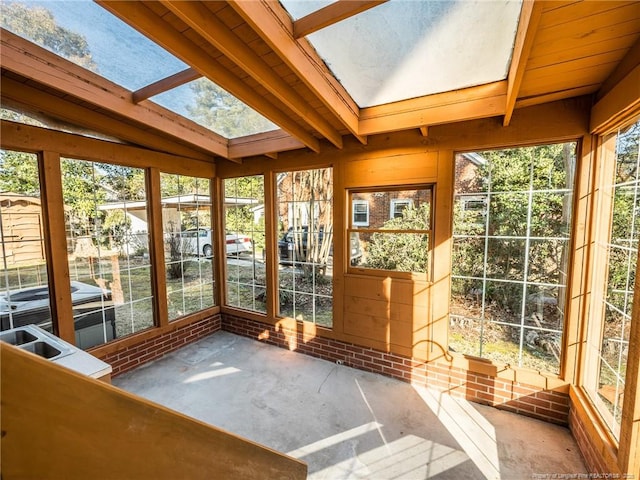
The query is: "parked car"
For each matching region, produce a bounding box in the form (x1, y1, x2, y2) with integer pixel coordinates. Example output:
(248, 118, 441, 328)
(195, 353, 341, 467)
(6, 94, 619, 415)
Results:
(181, 228, 253, 257)
(0, 281, 116, 349)
(277, 226, 362, 266)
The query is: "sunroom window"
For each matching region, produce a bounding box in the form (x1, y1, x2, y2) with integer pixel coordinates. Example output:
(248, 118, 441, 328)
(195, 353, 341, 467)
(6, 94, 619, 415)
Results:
(449, 144, 577, 374)
(276, 168, 333, 327)
(584, 117, 639, 439)
(224, 176, 265, 314)
(0, 150, 52, 334)
(349, 187, 432, 277)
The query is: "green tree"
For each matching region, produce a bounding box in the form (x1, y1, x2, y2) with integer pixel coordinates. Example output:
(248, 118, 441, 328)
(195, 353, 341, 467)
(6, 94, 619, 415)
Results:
(188, 79, 276, 138)
(364, 203, 430, 273)
(0, 150, 39, 194)
(61, 159, 106, 235)
(99, 164, 146, 201)
(1, 2, 96, 70)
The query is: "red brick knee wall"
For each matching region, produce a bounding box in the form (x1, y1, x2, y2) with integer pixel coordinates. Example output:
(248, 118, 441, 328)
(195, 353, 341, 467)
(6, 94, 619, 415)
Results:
(568, 401, 610, 473)
(102, 314, 221, 377)
(222, 313, 570, 425)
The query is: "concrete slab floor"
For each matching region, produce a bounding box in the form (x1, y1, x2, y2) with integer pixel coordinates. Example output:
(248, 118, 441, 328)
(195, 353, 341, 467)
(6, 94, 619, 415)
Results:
(113, 331, 586, 480)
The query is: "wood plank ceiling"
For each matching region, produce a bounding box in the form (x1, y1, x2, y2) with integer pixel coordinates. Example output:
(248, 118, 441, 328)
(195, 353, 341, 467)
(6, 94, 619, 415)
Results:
(1, 0, 639, 162)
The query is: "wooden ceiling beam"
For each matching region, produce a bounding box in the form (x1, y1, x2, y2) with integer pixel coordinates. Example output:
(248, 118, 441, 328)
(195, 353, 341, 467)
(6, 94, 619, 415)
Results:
(162, 0, 343, 149)
(1, 77, 214, 162)
(1, 120, 216, 177)
(132, 67, 202, 104)
(359, 81, 507, 136)
(503, 0, 545, 127)
(0, 28, 228, 158)
(99, 1, 320, 154)
(228, 0, 364, 143)
(293, 1, 387, 39)
(228, 129, 305, 160)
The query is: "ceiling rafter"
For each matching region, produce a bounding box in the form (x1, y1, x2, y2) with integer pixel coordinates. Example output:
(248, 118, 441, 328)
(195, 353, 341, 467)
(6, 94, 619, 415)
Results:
(99, 0, 321, 154)
(161, 0, 344, 149)
(228, 129, 305, 160)
(293, 0, 388, 39)
(133, 67, 202, 104)
(503, 0, 545, 127)
(1, 76, 214, 162)
(0, 28, 228, 158)
(228, 0, 365, 144)
(359, 81, 507, 136)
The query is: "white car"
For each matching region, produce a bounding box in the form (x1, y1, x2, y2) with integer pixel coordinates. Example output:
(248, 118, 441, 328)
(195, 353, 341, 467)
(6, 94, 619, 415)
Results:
(181, 228, 253, 257)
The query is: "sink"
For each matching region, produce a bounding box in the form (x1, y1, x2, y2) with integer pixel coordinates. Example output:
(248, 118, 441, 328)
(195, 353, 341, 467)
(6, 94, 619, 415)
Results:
(0, 329, 38, 346)
(21, 341, 63, 359)
(0, 325, 74, 360)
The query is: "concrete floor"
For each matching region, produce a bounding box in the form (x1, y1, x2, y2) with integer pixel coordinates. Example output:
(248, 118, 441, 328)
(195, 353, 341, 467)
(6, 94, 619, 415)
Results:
(114, 331, 586, 479)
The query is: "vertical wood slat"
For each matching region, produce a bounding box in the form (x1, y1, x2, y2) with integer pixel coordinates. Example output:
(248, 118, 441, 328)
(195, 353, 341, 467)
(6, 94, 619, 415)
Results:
(562, 135, 595, 384)
(147, 168, 168, 328)
(332, 161, 345, 336)
(263, 172, 277, 319)
(210, 177, 223, 308)
(428, 151, 453, 362)
(39, 151, 75, 344)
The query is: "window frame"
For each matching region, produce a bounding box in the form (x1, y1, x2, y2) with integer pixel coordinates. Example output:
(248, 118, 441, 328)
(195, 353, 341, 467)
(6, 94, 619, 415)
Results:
(347, 185, 434, 281)
(583, 116, 640, 441)
(448, 144, 578, 375)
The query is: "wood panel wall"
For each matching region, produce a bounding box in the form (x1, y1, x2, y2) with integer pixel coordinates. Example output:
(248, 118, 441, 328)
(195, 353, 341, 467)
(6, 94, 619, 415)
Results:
(1, 343, 307, 479)
(217, 96, 592, 367)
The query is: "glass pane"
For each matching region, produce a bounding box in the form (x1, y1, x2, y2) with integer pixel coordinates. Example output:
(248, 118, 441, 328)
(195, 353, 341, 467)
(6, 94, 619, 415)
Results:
(450, 143, 577, 374)
(480, 324, 522, 367)
(63, 158, 153, 348)
(485, 238, 526, 281)
(454, 153, 489, 193)
(1, 1, 187, 90)
(452, 237, 485, 278)
(530, 192, 573, 237)
(277, 169, 333, 326)
(527, 239, 570, 285)
(280, 0, 522, 107)
(224, 176, 266, 314)
(453, 196, 488, 236)
(355, 231, 430, 274)
(153, 79, 279, 139)
(0, 151, 52, 333)
(592, 119, 638, 438)
(484, 280, 523, 325)
(449, 315, 482, 358)
(520, 326, 561, 373)
(488, 192, 529, 237)
(160, 174, 215, 321)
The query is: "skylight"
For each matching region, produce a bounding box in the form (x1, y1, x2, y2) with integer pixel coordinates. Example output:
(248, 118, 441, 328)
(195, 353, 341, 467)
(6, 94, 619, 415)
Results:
(2, 0, 188, 90)
(152, 78, 279, 140)
(1, 0, 279, 139)
(280, 0, 523, 108)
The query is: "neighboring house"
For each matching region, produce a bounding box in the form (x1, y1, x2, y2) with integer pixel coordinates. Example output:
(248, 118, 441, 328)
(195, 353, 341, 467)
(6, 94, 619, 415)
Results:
(0, 193, 45, 266)
(350, 189, 432, 229)
(98, 194, 257, 255)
